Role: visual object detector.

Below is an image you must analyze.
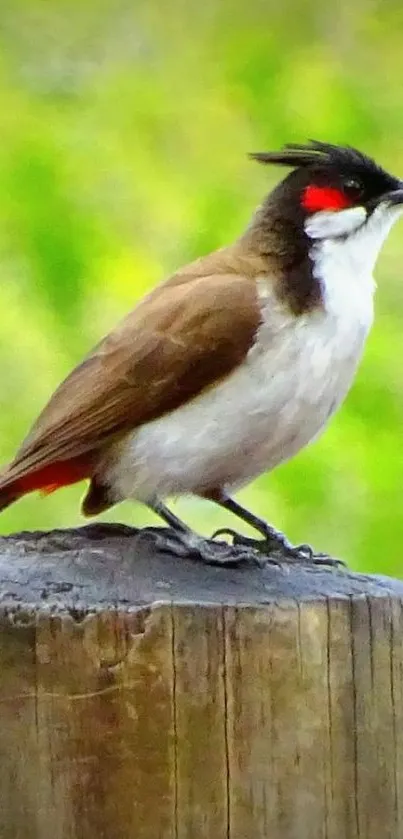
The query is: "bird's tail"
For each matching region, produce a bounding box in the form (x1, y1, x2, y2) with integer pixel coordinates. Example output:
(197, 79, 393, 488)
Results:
(0, 456, 92, 513)
(0, 469, 20, 512)
(0, 487, 20, 512)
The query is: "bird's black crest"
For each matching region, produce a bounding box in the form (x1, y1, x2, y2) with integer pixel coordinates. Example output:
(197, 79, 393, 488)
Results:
(250, 140, 386, 180)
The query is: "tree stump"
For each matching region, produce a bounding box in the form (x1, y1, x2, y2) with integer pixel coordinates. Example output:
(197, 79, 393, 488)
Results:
(0, 522, 403, 839)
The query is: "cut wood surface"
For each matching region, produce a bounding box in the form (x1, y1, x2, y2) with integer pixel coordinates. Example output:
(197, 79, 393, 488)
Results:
(0, 523, 403, 839)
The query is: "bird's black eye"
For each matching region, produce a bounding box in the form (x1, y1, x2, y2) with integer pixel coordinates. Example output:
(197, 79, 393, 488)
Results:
(342, 177, 364, 201)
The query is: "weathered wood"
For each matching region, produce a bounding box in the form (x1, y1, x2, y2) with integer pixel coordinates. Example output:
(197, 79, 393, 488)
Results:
(0, 522, 403, 839)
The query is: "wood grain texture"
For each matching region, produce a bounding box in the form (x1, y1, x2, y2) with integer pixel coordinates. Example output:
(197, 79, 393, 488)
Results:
(1, 523, 403, 839)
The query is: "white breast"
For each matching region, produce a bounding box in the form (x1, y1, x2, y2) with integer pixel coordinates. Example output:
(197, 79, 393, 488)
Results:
(105, 243, 375, 504)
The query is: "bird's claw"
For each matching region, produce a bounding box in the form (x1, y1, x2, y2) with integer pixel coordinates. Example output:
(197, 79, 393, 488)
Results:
(137, 526, 259, 567)
(211, 527, 345, 569)
(211, 528, 280, 567)
(137, 524, 344, 571)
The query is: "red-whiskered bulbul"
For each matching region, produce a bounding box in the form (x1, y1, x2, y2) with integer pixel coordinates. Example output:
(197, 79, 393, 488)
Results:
(0, 141, 402, 565)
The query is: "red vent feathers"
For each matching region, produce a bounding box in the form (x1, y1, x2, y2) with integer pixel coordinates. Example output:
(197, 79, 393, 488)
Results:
(15, 457, 90, 496)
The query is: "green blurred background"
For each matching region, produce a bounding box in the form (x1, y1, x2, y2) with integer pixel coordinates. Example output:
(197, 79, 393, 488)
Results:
(0, 0, 402, 574)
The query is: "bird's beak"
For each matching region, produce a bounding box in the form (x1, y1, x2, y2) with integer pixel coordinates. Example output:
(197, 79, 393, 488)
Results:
(367, 186, 403, 213)
(385, 187, 403, 207)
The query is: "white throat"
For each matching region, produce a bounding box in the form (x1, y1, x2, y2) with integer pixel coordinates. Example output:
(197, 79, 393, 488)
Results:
(306, 201, 403, 321)
(306, 201, 403, 275)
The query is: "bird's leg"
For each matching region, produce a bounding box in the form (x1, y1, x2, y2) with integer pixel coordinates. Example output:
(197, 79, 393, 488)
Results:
(148, 500, 190, 533)
(208, 491, 344, 567)
(139, 500, 265, 567)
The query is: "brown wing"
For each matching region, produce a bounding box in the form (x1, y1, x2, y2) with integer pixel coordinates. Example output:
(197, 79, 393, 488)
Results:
(1, 248, 263, 487)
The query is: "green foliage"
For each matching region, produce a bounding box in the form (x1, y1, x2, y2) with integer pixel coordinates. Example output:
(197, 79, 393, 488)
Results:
(0, 0, 403, 574)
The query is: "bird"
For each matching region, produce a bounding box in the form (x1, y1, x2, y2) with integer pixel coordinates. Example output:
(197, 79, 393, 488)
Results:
(0, 140, 402, 566)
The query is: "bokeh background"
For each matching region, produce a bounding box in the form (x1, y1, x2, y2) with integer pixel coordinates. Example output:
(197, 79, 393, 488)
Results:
(0, 0, 402, 574)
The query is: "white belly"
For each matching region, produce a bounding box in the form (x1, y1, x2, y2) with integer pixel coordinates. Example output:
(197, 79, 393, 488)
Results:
(104, 269, 374, 502)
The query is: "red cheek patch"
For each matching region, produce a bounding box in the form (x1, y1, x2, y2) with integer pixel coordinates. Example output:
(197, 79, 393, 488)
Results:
(302, 185, 352, 213)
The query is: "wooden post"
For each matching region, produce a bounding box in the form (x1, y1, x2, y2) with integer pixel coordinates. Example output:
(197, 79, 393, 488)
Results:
(1, 522, 403, 839)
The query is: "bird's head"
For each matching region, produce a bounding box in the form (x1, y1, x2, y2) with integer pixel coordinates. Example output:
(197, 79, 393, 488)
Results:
(251, 140, 403, 247)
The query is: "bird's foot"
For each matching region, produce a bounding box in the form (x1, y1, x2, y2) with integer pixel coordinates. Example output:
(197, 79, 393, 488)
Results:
(212, 527, 345, 569)
(137, 526, 263, 567)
